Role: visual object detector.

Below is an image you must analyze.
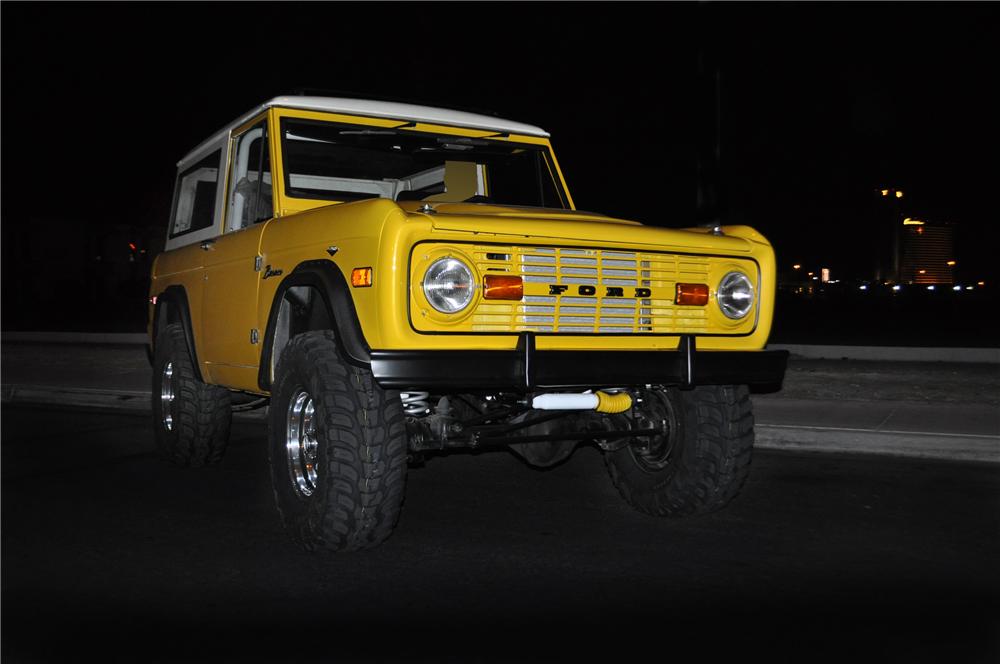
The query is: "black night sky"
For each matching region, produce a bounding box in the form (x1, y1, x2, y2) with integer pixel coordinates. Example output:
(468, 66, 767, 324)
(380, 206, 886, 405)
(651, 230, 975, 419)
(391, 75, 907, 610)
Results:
(2, 2, 998, 334)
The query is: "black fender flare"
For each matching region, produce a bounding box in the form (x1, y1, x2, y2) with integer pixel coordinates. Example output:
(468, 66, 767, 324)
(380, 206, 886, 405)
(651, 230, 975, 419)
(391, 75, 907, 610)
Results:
(151, 285, 204, 382)
(257, 259, 372, 392)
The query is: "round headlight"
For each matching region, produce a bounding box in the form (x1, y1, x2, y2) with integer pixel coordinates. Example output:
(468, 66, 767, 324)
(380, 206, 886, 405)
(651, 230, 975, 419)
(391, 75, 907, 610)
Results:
(717, 271, 754, 319)
(423, 257, 475, 313)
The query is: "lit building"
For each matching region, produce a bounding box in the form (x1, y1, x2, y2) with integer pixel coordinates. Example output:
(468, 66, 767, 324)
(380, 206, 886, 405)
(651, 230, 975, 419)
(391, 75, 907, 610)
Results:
(899, 220, 955, 284)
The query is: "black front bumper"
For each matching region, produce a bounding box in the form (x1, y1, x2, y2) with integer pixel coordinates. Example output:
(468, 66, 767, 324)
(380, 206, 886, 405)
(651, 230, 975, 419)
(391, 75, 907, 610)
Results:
(370, 334, 788, 391)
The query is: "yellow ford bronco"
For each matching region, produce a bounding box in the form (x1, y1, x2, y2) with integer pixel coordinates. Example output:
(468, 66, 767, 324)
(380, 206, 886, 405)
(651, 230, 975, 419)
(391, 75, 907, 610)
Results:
(149, 95, 787, 552)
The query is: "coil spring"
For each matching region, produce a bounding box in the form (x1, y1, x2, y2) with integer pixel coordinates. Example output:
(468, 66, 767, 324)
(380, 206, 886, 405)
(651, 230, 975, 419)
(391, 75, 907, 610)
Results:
(400, 391, 430, 417)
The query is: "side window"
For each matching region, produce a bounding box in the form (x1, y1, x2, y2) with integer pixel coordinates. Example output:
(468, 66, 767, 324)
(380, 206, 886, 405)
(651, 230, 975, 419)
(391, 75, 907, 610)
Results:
(485, 151, 564, 209)
(170, 150, 221, 238)
(226, 121, 273, 232)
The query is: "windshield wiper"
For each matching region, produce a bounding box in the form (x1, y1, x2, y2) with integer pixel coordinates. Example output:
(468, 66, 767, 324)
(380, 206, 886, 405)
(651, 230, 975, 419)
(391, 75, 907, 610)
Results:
(435, 136, 490, 147)
(339, 129, 399, 136)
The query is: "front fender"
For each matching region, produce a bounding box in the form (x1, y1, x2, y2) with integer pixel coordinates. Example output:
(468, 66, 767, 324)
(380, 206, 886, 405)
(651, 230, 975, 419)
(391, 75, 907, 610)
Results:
(257, 260, 371, 391)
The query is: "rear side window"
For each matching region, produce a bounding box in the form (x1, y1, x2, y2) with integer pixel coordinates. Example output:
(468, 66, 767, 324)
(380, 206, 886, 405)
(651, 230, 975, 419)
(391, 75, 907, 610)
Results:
(170, 150, 222, 238)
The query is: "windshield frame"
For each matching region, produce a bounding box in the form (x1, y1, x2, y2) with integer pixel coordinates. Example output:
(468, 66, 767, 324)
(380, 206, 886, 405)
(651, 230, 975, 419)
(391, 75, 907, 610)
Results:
(270, 107, 574, 216)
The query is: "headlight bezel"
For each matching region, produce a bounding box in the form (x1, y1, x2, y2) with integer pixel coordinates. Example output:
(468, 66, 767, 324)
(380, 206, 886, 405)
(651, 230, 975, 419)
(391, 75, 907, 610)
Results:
(716, 270, 755, 320)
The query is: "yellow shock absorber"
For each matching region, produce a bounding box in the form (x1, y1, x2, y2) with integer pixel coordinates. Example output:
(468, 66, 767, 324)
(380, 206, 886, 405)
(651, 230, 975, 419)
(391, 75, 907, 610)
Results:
(595, 391, 633, 414)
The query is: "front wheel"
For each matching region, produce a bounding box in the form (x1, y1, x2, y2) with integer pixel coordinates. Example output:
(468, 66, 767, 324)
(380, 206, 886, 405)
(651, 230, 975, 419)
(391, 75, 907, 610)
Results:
(605, 385, 754, 516)
(268, 330, 408, 552)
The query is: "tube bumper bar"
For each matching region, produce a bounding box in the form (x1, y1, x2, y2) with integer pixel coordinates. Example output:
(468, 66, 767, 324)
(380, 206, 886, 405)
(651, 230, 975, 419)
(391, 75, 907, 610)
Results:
(370, 334, 788, 391)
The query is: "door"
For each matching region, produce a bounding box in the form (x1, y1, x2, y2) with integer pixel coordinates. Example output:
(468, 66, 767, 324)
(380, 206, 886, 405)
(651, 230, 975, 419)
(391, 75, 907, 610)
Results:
(200, 117, 274, 388)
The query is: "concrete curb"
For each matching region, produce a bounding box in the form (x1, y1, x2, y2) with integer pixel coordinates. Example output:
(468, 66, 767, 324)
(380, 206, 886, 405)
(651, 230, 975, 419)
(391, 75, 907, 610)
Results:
(768, 343, 1000, 364)
(755, 424, 1000, 464)
(4, 383, 995, 464)
(1, 385, 268, 420)
(2, 334, 997, 363)
(2, 332, 148, 345)
(2, 385, 151, 411)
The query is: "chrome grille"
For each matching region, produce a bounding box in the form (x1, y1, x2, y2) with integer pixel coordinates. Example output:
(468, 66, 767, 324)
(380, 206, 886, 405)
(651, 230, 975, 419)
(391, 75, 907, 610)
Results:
(468, 245, 713, 334)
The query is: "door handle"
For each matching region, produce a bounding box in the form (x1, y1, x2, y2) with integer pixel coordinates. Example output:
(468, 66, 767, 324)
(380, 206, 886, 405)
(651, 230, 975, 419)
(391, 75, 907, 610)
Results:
(200, 239, 216, 251)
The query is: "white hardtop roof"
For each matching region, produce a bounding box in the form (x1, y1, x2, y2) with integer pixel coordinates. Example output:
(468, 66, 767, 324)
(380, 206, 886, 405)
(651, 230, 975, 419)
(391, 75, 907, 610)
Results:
(179, 96, 550, 166)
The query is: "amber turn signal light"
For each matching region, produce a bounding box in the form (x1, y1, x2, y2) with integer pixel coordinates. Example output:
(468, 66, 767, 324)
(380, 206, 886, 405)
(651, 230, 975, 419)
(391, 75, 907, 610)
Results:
(483, 274, 523, 300)
(351, 267, 373, 287)
(675, 283, 709, 306)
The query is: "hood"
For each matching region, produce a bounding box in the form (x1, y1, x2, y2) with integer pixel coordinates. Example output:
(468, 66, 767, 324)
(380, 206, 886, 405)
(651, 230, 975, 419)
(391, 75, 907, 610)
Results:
(398, 202, 758, 253)
(396, 201, 640, 225)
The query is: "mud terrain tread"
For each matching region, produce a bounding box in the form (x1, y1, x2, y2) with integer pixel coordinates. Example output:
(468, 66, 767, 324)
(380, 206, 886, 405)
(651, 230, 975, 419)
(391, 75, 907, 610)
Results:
(153, 323, 231, 467)
(686, 384, 754, 513)
(271, 330, 407, 552)
(605, 385, 753, 517)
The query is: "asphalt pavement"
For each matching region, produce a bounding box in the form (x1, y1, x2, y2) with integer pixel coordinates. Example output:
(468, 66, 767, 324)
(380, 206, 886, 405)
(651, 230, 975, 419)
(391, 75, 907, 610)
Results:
(2, 405, 998, 663)
(1, 336, 998, 463)
(2, 336, 999, 662)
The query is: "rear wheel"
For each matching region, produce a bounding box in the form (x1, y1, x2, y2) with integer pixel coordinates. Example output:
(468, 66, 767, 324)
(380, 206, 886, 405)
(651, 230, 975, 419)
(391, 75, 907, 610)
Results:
(605, 385, 754, 516)
(268, 330, 408, 552)
(151, 323, 231, 466)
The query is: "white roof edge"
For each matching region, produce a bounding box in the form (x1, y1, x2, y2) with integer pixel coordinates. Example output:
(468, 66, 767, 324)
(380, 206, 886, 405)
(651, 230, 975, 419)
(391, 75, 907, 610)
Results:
(178, 96, 550, 167)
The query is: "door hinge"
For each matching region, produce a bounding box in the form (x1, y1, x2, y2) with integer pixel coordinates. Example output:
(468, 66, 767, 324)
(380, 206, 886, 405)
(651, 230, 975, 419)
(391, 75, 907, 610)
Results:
(254, 255, 263, 272)
(250, 329, 259, 344)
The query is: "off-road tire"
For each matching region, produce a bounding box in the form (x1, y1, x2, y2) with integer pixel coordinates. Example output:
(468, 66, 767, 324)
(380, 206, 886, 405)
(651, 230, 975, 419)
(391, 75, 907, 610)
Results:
(152, 322, 232, 466)
(605, 384, 754, 516)
(268, 330, 408, 552)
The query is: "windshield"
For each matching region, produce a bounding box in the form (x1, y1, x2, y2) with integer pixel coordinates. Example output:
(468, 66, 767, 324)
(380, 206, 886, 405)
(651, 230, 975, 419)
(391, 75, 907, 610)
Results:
(280, 118, 566, 209)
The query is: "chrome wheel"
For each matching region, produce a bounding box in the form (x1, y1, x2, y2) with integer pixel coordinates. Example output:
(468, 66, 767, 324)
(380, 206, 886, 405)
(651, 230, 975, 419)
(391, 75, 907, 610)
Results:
(286, 389, 319, 497)
(160, 361, 175, 431)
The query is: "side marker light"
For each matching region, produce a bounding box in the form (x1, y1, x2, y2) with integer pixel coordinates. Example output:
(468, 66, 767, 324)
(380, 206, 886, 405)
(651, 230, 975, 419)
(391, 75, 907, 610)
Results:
(351, 267, 373, 287)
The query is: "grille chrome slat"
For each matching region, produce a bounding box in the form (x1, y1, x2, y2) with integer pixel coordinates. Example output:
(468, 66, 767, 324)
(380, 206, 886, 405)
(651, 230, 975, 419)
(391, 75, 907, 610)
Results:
(522, 255, 556, 264)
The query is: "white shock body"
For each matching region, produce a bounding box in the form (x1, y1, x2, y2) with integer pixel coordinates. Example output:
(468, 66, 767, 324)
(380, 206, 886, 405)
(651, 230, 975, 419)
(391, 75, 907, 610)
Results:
(531, 393, 600, 410)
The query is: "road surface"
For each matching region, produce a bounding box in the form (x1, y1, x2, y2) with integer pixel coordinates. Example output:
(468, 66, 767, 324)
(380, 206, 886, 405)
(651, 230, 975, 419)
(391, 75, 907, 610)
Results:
(2, 405, 998, 662)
